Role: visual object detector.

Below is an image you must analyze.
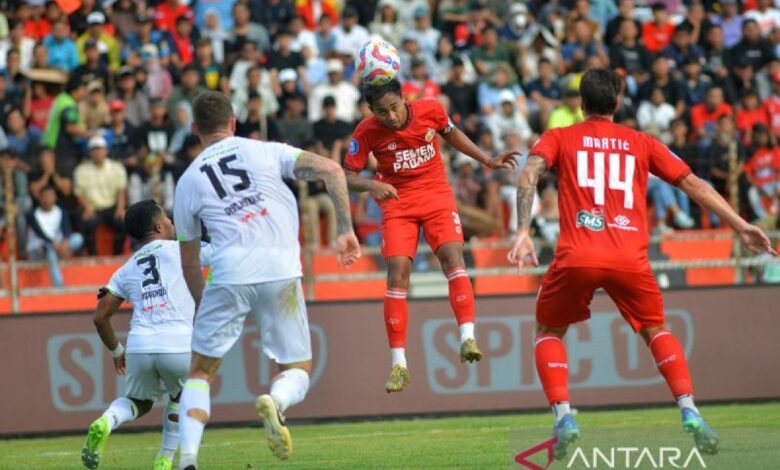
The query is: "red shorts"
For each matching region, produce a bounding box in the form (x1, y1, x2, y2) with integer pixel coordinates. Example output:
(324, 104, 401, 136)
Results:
(536, 262, 665, 332)
(380, 194, 463, 259)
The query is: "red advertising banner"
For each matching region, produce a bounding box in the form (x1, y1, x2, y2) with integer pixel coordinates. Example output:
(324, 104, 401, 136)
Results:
(1, 286, 779, 435)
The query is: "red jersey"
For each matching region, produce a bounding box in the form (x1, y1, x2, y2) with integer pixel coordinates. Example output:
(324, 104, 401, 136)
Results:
(744, 147, 780, 187)
(763, 96, 780, 136)
(344, 99, 453, 196)
(736, 108, 770, 143)
(401, 79, 442, 102)
(642, 22, 675, 54)
(530, 117, 691, 271)
(690, 102, 733, 134)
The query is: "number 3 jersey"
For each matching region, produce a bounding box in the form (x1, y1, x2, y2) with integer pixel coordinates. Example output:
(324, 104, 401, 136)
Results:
(174, 137, 303, 284)
(530, 117, 691, 270)
(105, 240, 213, 354)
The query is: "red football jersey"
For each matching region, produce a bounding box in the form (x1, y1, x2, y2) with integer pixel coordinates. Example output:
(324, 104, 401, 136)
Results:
(530, 117, 691, 271)
(763, 96, 780, 136)
(344, 99, 453, 195)
(744, 147, 780, 187)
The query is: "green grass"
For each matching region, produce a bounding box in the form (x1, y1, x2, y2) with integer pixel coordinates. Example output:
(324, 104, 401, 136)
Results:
(1, 402, 778, 469)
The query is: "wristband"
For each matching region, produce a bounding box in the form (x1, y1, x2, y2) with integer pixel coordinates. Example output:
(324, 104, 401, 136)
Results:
(111, 343, 125, 358)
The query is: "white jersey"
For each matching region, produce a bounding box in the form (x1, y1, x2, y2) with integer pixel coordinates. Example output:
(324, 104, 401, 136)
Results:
(105, 239, 212, 354)
(174, 136, 303, 285)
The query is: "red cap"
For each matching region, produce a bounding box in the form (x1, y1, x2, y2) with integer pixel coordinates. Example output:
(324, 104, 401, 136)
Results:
(109, 100, 125, 112)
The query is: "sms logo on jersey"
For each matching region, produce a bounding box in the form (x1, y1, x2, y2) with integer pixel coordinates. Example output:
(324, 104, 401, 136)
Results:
(576, 208, 605, 231)
(348, 138, 359, 155)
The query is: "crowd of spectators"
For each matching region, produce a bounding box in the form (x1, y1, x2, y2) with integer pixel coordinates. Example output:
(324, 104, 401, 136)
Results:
(0, 0, 779, 285)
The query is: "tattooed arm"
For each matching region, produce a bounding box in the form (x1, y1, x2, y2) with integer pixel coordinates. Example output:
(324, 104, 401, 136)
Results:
(293, 151, 361, 266)
(507, 154, 548, 272)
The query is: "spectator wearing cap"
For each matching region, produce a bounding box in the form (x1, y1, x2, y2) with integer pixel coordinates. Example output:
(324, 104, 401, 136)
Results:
(139, 45, 174, 101)
(403, 6, 440, 57)
(168, 13, 198, 68)
(690, 86, 733, 143)
(332, 6, 370, 60)
(200, 9, 231, 65)
(277, 68, 306, 115)
(194, 39, 229, 92)
(108, 65, 151, 128)
(249, 0, 296, 38)
(296, 0, 339, 30)
(195, 0, 236, 32)
(270, 93, 313, 149)
(232, 65, 279, 123)
(470, 25, 513, 78)
(313, 95, 351, 154)
(74, 134, 127, 255)
(71, 38, 111, 91)
(745, 0, 780, 37)
(639, 55, 686, 117)
(79, 80, 110, 131)
(662, 22, 704, 71)
(42, 76, 89, 177)
(642, 3, 675, 54)
(702, 25, 731, 82)
(102, 99, 140, 169)
(228, 2, 270, 58)
(166, 65, 206, 121)
(712, 0, 744, 49)
(402, 57, 441, 101)
(681, 55, 711, 107)
(499, 3, 533, 42)
(67, 0, 101, 37)
(308, 59, 360, 123)
(486, 89, 532, 153)
(154, 0, 192, 33)
(42, 19, 79, 72)
(371, 0, 404, 47)
(76, 11, 121, 71)
(547, 88, 584, 129)
(268, 28, 309, 97)
(237, 90, 269, 140)
(26, 184, 84, 287)
(730, 19, 775, 71)
(0, 19, 35, 71)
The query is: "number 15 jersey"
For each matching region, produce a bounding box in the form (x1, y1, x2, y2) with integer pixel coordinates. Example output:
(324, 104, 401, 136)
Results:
(174, 137, 304, 285)
(529, 117, 691, 271)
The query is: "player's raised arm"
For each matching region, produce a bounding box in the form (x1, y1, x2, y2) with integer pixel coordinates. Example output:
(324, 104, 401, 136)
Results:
(294, 151, 362, 266)
(93, 289, 127, 375)
(678, 173, 777, 255)
(441, 123, 518, 170)
(507, 154, 548, 273)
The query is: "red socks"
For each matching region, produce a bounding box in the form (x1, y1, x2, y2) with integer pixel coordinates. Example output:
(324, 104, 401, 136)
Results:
(384, 289, 408, 348)
(535, 335, 570, 404)
(648, 331, 694, 398)
(446, 267, 475, 325)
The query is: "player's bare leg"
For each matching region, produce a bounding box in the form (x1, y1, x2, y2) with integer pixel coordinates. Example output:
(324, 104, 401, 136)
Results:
(384, 256, 412, 392)
(256, 360, 312, 460)
(82, 397, 153, 469)
(535, 324, 580, 460)
(177, 353, 222, 470)
(640, 326, 719, 454)
(435, 242, 482, 363)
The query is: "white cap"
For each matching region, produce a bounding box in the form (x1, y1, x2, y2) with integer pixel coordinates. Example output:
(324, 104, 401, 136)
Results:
(88, 134, 108, 149)
(87, 12, 106, 25)
(498, 89, 516, 104)
(279, 68, 297, 82)
(326, 59, 344, 73)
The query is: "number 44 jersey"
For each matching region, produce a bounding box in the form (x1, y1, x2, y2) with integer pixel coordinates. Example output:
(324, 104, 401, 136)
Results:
(105, 240, 213, 354)
(530, 117, 691, 271)
(174, 137, 303, 285)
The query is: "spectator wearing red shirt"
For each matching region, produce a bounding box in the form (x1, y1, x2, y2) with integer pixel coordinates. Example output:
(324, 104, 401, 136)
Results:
(642, 3, 675, 54)
(296, 0, 339, 30)
(744, 124, 780, 219)
(690, 86, 732, 142)
(736, 90, 770, 144)
(169, 15, 197, 68)
(401, 58, 441, 101)
(155, 0, 192, 33)
(23, 0, 52, 41)
(763, 73, 780, 138)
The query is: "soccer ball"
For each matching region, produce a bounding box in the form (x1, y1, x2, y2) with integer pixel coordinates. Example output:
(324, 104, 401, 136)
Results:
(355, 39, 401, 86)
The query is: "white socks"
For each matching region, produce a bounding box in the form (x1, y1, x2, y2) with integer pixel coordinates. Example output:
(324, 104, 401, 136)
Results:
(103, 397, 137, 431)
(178, 379, 211, 467)
(157, 399, 179, 461)
(270, 368, 310, 413)
(459, 322, 475, 343)
(552, 402, 571, 423)
(677, 394, 699, 413)
(391, 348, 407, 368)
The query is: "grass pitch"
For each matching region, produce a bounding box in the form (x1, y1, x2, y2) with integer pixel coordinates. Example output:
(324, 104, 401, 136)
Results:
(0, 402, 778, 469)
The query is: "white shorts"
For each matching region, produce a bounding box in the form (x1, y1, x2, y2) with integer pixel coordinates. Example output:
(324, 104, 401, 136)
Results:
(192, 278, 312, 363)
(124, 352, 190, 401)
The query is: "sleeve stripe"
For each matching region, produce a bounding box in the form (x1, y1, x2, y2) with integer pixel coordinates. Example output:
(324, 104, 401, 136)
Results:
(290, 148, 304, 159)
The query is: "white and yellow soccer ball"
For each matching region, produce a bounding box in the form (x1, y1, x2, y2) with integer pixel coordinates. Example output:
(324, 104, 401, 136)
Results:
(355, 39, 401, 86)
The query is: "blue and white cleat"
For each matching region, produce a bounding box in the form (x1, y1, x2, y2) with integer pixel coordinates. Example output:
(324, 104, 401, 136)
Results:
(681, 408, 719, 455)
(552, 414, 580, 460)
